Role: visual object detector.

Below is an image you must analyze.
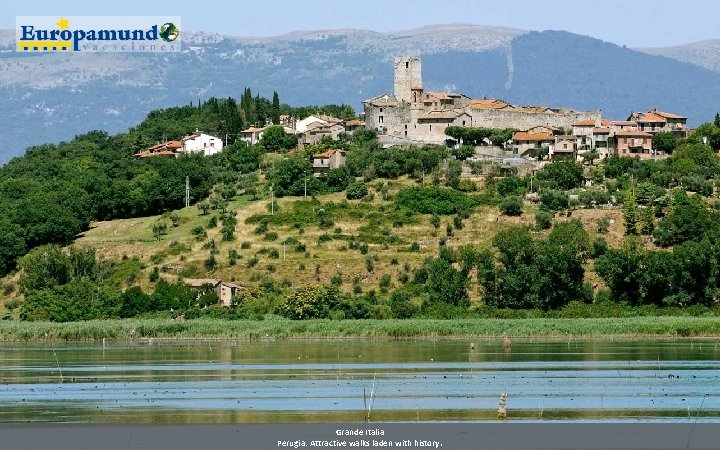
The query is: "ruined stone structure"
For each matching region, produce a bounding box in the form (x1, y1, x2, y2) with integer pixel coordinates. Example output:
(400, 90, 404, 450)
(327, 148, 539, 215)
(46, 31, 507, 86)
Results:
(364, 57, 601, 145)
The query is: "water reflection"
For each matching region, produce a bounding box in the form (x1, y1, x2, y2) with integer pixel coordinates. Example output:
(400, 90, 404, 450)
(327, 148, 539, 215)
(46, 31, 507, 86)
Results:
(0, 339, 718, 423)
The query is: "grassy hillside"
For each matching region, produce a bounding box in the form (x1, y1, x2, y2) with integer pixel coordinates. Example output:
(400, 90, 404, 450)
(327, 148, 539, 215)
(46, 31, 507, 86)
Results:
(68, 174, 625, 308)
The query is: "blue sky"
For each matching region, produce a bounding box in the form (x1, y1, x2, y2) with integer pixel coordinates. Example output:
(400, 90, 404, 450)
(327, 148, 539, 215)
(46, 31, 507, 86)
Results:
(2, 0, 718, 47)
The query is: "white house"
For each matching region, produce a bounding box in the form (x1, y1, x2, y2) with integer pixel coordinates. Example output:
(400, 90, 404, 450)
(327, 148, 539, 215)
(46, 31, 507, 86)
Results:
(179, 130, 224, 156)
(295, 114, 342, 133)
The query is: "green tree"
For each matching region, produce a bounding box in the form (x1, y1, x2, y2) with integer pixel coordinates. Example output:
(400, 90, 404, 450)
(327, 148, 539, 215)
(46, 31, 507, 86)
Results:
(271, 91, 281, 125)
(424, 258, 469, 307)
(623, 191, 639, 235)
(451, 145, 476, 161)
(499, 196, 523, 216)
(0, 220, 26, 275)
(346, 181, 368, 200)
(260, 125, 297, 151)
(17, 244, 71, 292)
(652, 131, 677, 154)
(152, 222, 168, 241)
(536, 161, 584, 189)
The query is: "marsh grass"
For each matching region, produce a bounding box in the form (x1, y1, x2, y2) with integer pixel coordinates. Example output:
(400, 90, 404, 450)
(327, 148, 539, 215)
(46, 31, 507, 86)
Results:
(2, 316, 720, 341)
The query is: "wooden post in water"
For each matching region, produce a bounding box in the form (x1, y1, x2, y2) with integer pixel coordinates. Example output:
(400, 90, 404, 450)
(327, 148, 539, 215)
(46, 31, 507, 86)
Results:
(498, 393, 507, 420)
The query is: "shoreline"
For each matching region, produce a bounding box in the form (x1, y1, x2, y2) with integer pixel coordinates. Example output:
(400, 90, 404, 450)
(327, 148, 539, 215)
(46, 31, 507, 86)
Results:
(1, 317, 720, 342)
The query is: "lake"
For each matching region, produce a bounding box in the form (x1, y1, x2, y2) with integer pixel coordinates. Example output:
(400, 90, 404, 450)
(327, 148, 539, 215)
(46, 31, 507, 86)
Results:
(0, 339, 718, 423)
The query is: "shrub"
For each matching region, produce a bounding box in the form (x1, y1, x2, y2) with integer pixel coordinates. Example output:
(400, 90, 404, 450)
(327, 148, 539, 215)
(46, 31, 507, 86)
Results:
(264, 232, 278, 241)
(535, 210, 553, 230)
(246, 256, 259, 268)
(395, 186, 477, 215)
(499, 196, 523, 216)
(346, 181, 369, 200)
(591, 237, 609, 258)
(409, 242, 420, 252)
(241, 241, 252, 249)
(539, 189, 569, 211)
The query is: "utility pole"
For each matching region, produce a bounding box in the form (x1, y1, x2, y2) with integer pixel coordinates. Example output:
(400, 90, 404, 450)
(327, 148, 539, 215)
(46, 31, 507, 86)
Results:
(185, 176, 190, 208)
(270, 185, 274, 215)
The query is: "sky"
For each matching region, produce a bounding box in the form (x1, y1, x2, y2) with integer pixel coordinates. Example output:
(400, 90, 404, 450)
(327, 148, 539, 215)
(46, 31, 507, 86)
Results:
(2, 0, 719, 48)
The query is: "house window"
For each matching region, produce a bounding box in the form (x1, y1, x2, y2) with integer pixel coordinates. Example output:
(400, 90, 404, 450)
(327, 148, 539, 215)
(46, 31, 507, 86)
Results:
(462, 121, 466, 126)
(404, 124, 407, 129)
(379, 116, 384, 124)
(379, 108, 383, 113)
(429, 125, 432, 131)
(405, 61, 409, 69)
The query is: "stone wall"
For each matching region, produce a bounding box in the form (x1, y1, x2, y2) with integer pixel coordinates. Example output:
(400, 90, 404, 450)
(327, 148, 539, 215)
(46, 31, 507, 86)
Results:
(469, 108, 601, 131)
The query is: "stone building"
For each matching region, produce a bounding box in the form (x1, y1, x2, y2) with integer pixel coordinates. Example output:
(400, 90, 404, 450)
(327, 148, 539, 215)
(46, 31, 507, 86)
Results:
(364, 56, 601, 145)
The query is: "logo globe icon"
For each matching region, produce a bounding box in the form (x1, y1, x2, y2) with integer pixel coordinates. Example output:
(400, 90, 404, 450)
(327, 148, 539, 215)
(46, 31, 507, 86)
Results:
(159, 23, 179, 42)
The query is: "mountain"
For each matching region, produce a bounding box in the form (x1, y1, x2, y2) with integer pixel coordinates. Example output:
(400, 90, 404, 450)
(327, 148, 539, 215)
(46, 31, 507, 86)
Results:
(638, 39, 720, 73)
(2, 24, 720, 163)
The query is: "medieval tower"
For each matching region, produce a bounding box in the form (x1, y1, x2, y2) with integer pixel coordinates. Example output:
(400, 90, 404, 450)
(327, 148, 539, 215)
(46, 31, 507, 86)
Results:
(393, 56, 422, 103)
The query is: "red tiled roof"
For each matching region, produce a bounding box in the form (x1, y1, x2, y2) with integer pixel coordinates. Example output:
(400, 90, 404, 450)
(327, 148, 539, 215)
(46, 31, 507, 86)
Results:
(313, 149, 346, 159)
(572, 120, 597, 127)
(512, 132, 553, 141)
(651, 110, 686, 120)
(615, 130, 653, 137)
(345, 119, 364, 127)
(593, 128, 611, 134)
(636, 112, 666, 123)
(418, 110, 461, 120)
(469, 98, 511, 110)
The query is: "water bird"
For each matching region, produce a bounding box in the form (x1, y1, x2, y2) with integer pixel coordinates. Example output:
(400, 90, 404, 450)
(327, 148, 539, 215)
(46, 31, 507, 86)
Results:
(502, 336, 512, 350)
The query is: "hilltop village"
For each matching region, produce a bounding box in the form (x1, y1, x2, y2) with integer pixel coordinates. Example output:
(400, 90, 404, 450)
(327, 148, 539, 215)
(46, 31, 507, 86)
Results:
(136, 57, 688, 167)
(3, 55, 720, 324)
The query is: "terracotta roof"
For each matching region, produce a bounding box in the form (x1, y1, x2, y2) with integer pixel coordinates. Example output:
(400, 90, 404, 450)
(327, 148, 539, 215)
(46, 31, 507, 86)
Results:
(555, 135, 576, 140)
(512, 132, 553, 141)
(418, 110, 461, 120)
(222, 282, 243, 289)
(636, 112, 666, 123)
(611, 121, 637, 126)
(615, 130, 653, 137)
(313, 149, 346, 159)
(345, 119, 364, 127)
(241, 127, 264, 133)
(651, 110, 686, 120)
(593, 128, 611, 134)
(572, 120, 597, 127)
(468, 98, 511, 110)
(425, 91, 463, 100)
(184, 278, 220, 287)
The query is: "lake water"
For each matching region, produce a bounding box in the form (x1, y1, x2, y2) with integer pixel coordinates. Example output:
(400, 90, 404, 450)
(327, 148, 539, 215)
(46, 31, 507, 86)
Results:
(0, 339, 718, 423)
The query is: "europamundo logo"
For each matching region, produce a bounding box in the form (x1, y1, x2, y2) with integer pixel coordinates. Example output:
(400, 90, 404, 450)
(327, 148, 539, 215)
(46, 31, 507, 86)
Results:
(16, 16, 181, 52)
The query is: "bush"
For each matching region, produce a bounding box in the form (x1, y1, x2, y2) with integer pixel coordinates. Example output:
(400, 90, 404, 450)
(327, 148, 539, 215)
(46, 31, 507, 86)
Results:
(535, 210, 553, 230)
(409, 242, 420, 252)
(241, 241, 252, 249)
(395, 186, 478, 215)
(346, 181, 369, 200)
(539, 189, 569, 211)
(499, 196, 523, 216)
(591, 237, 609, 258)
(264, 231, 278, 241)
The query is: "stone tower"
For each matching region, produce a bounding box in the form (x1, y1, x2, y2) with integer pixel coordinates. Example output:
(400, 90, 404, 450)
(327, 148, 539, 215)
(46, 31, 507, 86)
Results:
(394, 56, 422, 103)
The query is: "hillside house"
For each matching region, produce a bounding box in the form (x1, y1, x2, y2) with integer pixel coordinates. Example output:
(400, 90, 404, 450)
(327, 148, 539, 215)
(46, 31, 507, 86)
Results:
(179, 130, 223, 156)
(550, 135, 577, 160)
(615, 130, 653, 159)
(299, 122, 346, 146)
(296, 114, 343, 133)
(134, 140, 181, 158)
(344, 119, 364, 133)
(240, 127, 265, 145)
(184, 278, 242, 307)
(312, 149, 346, 176)
(512, 131, 554, 156)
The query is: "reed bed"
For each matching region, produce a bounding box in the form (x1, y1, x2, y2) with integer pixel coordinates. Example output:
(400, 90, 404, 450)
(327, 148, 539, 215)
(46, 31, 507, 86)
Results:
(1, 316, 720, 341)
